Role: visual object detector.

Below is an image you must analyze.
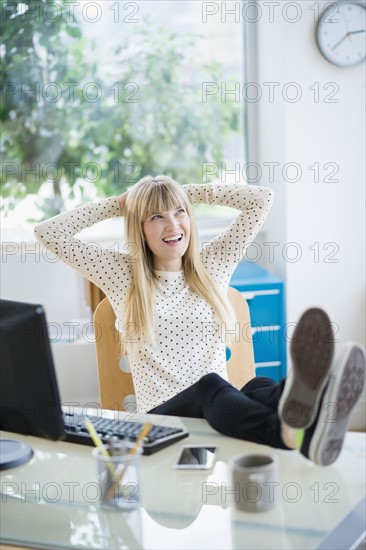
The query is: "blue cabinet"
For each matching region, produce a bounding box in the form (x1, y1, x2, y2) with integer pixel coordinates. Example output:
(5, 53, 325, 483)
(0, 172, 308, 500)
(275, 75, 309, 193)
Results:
(229, 261, 286, 382)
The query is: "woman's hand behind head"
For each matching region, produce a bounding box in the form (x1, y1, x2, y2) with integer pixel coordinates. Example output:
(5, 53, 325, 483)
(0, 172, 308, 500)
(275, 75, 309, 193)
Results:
(118, 191, 129, 216)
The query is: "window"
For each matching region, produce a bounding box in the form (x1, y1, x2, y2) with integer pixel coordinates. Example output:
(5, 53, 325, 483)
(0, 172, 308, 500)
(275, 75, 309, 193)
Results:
(1, 0, 247, 236)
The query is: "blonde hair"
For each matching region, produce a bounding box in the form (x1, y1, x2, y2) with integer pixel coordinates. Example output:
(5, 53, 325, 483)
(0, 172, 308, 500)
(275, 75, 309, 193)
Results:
(121, 175, 235, 355)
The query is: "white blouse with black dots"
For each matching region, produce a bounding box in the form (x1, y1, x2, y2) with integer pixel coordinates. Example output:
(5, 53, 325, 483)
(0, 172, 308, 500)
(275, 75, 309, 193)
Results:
(34, 183, 274, 413)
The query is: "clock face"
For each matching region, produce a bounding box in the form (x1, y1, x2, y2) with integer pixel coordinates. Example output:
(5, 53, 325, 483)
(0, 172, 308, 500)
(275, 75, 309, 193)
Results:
(316, 1, 366, 67)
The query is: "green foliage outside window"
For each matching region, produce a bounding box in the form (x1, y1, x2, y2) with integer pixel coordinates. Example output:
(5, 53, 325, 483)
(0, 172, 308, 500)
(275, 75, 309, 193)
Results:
(1, 0, 241, 221)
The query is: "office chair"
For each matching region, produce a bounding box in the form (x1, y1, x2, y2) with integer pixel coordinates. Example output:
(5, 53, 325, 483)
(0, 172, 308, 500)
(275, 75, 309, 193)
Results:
(93, 287, 256, 411)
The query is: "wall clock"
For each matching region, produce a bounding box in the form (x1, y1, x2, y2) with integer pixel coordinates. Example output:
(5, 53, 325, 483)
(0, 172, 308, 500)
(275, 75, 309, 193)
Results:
(316, 1, 366, 67)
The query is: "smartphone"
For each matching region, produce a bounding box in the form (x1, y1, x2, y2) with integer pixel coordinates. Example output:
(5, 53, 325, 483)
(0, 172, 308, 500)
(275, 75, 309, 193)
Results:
(174, 445, 218, 470)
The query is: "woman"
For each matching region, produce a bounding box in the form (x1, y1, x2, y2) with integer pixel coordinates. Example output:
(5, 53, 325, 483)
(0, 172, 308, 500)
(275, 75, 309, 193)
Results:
(34, 175, 365, 466)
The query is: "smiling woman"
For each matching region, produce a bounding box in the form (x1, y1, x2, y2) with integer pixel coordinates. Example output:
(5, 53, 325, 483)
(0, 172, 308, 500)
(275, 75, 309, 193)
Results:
(34, 174, 274, 413)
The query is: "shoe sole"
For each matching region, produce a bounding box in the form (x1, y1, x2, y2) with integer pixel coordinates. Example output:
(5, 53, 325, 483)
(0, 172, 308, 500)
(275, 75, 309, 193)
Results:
(278, 308, 335, 429)
(309, 343, 365, 466)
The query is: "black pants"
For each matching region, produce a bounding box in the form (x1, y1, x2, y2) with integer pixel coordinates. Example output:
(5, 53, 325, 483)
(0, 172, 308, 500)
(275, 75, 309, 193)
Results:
(148, 373, 289, 449)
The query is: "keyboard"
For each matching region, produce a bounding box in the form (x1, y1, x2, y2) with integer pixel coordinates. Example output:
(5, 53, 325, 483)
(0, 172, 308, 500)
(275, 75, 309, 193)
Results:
(63, 412, 189, 455)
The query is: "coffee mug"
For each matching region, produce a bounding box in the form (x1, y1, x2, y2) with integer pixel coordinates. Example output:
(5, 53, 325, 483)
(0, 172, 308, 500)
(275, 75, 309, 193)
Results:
(228, 454, 279, 513)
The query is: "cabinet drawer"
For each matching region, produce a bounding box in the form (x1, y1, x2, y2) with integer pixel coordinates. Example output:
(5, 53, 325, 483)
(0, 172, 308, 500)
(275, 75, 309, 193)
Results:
(255, 363, 282, 382)
(252, 326, 281, 363)
(240, 290, 281, 325)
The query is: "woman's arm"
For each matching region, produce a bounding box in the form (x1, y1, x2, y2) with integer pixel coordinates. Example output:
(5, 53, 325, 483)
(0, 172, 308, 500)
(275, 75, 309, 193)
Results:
(184, 181, 273, 211)
(33, 196, 131, 291)
(183, 182, 274, 283)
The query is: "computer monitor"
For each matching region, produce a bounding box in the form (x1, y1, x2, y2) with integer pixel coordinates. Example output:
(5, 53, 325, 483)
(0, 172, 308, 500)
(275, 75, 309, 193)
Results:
(0, 299, 189, 463)
(0, 299, 65, 441)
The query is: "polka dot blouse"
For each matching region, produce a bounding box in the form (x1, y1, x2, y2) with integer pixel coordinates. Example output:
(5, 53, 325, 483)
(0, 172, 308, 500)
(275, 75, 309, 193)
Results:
(34, 183, 274, 413)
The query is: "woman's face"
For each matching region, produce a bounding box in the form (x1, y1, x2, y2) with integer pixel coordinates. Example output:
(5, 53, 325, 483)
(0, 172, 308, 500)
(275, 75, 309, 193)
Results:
(142, 206, 191, 271)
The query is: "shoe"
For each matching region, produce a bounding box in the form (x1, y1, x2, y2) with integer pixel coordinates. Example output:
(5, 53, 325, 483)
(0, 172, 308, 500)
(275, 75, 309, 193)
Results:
(300, 343, 365, 466)
(278, 308, 335, 429)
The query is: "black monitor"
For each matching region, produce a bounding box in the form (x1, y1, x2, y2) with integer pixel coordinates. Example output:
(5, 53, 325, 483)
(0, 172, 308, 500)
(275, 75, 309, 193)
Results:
(0, 299, 65, 441)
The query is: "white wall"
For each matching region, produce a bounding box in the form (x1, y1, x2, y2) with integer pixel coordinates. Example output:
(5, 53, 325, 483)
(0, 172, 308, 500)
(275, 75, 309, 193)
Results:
(1, 243, 90, 322)
(245, 0, 365, 428)
(247, 0, 365, 346)
(1, 245, 101, 405)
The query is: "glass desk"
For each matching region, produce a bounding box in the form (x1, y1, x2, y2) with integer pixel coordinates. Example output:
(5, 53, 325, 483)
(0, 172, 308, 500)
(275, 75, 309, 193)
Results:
(1, 412, 365, 550)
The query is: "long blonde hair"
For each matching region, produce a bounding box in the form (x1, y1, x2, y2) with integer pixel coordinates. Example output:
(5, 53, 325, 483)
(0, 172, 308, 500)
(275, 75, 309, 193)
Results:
(122, 175, 235, 355)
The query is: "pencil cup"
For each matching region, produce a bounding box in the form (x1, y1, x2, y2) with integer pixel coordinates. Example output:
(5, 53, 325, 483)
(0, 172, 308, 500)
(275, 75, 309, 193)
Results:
(228, 454, 279, 513)
(93, 443, 142, 510)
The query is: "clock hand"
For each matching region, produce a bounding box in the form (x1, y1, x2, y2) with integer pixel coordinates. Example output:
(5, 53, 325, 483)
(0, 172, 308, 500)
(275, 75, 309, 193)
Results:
(348, 29, 366, 35)
(340, 10, 350, 34)
(331, 33, 348, 51)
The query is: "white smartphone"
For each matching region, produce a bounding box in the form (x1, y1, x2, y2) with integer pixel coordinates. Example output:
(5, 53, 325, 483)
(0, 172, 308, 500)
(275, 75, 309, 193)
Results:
(173, 444, 218, 470)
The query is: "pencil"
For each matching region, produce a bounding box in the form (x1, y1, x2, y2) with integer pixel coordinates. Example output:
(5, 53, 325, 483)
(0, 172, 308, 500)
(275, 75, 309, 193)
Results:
(84, 419, 127, 497)
(105, 422, 152, 501)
